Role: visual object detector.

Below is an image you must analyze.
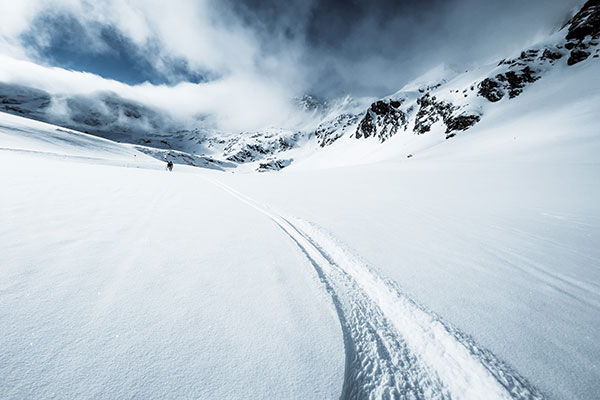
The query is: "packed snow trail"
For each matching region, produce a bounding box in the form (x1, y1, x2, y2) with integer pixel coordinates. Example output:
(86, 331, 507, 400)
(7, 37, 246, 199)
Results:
(208, 178, 544, 400)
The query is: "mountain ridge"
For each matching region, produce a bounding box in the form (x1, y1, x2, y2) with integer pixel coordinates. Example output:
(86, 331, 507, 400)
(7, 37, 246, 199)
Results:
(0, 0, 598, 171)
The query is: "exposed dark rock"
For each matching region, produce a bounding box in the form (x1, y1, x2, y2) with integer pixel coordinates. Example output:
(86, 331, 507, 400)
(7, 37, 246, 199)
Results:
(445, 114, 481, 137)
(223, 131, 300, 164)
(3, 106, 27, 114)
(124, 109, 142, 119)
(227, 149, 254, 163)
(478, 78, 504, 102)
(478, 66, 540, 102)
(0, 83, 51, 120)
(414, 94, 455, 135)
(82, 118, 102, 126)
(568, 49, 591, 65)
(417, 82, 444, 94)
(540, 49, 563, 61)
(257, 158, 293, 172)
(496, 66, 540, 98)
(2, 97, 23, 105)
(356, 112, 375, 138)
(561, 1, 600, 66)
(315, 113, 359, 147)
(566, 0, 600, 42)
(355, 100, 408, 142)
(498, 49, 540, 67)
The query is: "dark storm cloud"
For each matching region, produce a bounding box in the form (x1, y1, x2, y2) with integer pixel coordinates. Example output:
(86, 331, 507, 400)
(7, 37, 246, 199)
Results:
(222, 0, 583, 96)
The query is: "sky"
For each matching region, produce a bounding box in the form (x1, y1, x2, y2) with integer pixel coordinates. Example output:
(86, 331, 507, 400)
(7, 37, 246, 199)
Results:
(0, 0, 584, 131)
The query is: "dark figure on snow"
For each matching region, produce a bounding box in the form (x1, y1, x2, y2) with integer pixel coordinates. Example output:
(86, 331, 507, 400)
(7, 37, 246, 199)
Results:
(166, 161, 174, 172)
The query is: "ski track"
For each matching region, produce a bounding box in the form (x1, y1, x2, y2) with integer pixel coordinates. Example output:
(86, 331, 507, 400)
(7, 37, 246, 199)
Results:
(207, 177, 545, 400)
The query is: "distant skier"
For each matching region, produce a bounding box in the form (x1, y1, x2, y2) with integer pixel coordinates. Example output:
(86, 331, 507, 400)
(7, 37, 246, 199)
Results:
(166, 161, 174, 172)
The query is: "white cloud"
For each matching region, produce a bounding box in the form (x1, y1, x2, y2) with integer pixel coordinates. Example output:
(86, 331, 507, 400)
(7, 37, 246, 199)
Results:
(0, 0, 307, 132)
(0, 53, 303, 132)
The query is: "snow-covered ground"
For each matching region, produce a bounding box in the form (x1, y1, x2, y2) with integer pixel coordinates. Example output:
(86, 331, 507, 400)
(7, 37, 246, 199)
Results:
(0, 114, 343, 399)
(1, 57, 599, 399)
(218, 60, 600, 399)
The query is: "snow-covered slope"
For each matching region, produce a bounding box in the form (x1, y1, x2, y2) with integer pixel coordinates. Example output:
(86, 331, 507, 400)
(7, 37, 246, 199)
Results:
(2, 50, 598, 397)
(0, 112, 344, 399)
(215, 53, 600, 399)
(338, 0, 599, 150)
(1, 2, 599, 399)
(0, 111, 548, 400)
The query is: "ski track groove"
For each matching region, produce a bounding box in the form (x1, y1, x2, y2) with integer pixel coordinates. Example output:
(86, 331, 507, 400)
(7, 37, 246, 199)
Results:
(207, 177, 545, 400)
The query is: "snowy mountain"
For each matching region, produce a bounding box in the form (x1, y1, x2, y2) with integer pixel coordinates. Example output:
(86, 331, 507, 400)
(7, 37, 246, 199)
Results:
(1, 2, 600, 400)
(345, 0, 599, 146)
(236, 0, 599, 168)
(0, 82, 222, 159)
(0, 1, 598, 173)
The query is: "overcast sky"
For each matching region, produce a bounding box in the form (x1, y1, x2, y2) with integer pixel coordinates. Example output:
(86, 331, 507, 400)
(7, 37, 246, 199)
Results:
(0, 0, 584, 130)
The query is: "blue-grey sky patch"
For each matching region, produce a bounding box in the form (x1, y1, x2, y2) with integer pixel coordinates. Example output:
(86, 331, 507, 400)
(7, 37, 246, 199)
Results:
(21, 13, 206, 86)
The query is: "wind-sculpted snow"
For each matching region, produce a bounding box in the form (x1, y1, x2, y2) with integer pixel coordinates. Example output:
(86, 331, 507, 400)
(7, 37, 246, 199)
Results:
(209, 179, 545, 400)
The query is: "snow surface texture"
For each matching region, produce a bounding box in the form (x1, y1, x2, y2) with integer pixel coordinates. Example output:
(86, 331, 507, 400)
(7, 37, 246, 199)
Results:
(0, 114, 344, 399)
(218, 60, 600, 399)
(208, 179, 543, 400)
(1, 47, 600, 400)
(2, 53, 599, 398)
(1, 2, 599, 399)
(2, 111, 550, 400)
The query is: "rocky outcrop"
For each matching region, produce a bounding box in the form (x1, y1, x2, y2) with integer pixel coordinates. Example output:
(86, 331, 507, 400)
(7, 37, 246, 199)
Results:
(0, 83, 51, 119)
(566, 0, 600, 42)
(315, 113, 359, 147)
(497, 66, 540, 98)
(564, 0, 600, 65)
(414, 94, 480, 139)
(478, 78, 504, 102)
(223, 131, 300, 163)
(445, 114, 481, 138)
(478, 66, 541, 102)
(348, 2, 600, 146)
(354, 92, 481, 142)
(414, 95, 454, 135)
(257, 158, 293, 172)
(355, 100, 409, 142)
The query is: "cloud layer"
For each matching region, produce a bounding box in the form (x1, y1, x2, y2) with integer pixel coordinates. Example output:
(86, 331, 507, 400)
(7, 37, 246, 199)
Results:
(0, 0, 584, 132)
